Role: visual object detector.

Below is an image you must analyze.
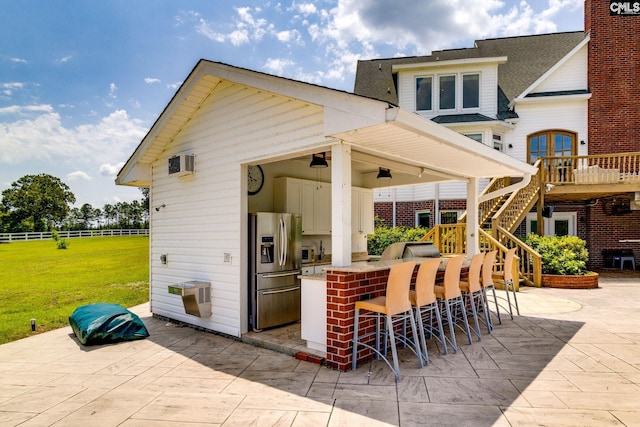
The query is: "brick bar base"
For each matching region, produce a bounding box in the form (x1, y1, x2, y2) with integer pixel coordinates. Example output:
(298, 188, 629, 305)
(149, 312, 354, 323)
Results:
(325, 268, 390, 371)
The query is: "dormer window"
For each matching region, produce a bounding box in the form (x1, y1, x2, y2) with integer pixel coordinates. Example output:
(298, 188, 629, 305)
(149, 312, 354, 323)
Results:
(416, 76, 433, 111)
(415, 72, 480, 112)
(462, 74, 479, 108)
(439, 75, 456, 110)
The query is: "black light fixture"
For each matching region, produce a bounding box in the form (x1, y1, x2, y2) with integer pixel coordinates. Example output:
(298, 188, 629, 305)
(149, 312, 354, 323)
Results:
(377, 167, 392, 179)
(310, 152, 328, 168)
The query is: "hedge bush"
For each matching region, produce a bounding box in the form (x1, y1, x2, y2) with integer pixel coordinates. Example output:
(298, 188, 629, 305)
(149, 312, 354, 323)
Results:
(524, 234, 589, 275)
(367, 220, 428, 255)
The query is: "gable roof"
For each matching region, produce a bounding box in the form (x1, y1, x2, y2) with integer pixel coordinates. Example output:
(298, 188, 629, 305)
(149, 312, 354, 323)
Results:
(354, 31, 587, 112)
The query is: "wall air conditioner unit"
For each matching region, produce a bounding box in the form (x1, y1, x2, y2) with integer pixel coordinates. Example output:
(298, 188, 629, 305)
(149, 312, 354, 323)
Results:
(168, 154, 195, 177)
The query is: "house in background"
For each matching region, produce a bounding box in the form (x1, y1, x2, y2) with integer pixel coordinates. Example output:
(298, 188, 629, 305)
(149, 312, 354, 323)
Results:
(354, 0, 640, 270)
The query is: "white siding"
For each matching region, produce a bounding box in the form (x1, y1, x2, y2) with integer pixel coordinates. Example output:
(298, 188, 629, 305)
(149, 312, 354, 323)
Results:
(396, 63, 499, 119)
(532, 45, 588, 94)
(150, 81, 325, 337)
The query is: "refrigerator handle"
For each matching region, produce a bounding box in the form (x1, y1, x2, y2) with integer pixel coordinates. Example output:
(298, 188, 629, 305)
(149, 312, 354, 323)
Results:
(282, 216, 288, 266)
(278, 217, 284, 267)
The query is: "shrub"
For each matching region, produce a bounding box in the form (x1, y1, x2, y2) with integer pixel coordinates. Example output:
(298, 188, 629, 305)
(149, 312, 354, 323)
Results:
(525, 234, 589, 275)
(51, 229, 68, 249)
(367, 221, 428, 255)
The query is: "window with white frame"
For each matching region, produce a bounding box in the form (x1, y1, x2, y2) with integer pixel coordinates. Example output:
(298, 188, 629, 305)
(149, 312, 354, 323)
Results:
(416, 210, 431, 228)
(416, 76, 433, 111)
(439, 75, 456, 110)
(416, 72, 481, 113)
(493, 133, 504, 152)
(462, 73, 479, 108)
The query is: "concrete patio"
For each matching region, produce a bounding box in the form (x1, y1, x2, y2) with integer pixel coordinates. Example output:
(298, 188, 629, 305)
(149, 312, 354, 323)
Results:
(1, 272, 639, 426)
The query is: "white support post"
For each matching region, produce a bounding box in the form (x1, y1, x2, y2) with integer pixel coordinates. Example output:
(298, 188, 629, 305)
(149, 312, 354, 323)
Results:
(331, 143, 352, 266)
(466, 177, 480, 256)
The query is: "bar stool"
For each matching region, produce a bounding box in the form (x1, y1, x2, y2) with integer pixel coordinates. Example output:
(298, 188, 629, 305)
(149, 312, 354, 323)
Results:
(410, 258, 447, 363)
(480, 250, 501, 328)
(459, 252, 490, 339)
(434, 255, 472, 353)
(492, 248, 519, 319)
(351, 261, 422, 382)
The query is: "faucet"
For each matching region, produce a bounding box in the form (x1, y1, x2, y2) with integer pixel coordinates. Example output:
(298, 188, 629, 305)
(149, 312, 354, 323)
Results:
(319, 240, 324, 260)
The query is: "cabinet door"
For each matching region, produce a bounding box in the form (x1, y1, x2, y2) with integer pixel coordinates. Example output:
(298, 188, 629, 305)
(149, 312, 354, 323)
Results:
(359, 188, 374, 235)
(274, 177, 302, 214)
(301, 181, 316, 234)
(315, 183, 332, 234)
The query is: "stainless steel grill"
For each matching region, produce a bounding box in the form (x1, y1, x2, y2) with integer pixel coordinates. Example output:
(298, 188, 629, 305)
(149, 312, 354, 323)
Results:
(379, 241, 440, 261)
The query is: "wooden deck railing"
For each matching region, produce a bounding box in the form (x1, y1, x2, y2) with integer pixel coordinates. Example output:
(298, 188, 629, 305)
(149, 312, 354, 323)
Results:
(421, 224, 542, 287)
(542, 152, 640, 185)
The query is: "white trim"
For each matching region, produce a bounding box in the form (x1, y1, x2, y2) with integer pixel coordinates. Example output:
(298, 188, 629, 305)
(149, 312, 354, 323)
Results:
(512, 93, 591, 106)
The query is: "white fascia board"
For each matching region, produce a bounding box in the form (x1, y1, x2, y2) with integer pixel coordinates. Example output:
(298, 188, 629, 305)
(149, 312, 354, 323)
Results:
(512, 92, 591, 106)
(392, 56, 508, 72)
(509, 35, 590, 109)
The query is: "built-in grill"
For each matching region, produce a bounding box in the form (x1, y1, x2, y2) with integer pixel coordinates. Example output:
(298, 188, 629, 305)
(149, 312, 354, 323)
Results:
(379, 241, 440, 261)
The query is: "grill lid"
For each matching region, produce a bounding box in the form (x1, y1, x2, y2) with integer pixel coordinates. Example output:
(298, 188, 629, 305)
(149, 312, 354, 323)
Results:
(380, 241, 440, 260)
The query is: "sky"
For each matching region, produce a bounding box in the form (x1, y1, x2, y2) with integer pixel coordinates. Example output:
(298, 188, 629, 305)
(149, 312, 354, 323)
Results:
(0, 0, 584, 208)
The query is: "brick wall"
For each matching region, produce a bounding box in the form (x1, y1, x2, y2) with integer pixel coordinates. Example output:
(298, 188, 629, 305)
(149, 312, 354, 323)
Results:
(374, 199, 466, 227)
(325, 268, 390, 371)
(586, 0, 640, 154)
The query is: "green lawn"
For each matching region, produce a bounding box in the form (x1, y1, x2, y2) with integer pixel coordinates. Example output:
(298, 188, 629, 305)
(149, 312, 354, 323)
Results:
(0, 236, 149, 344)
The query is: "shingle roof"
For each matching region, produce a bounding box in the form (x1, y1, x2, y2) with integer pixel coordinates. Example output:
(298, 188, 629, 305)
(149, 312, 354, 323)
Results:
(354, 31, 587, 116)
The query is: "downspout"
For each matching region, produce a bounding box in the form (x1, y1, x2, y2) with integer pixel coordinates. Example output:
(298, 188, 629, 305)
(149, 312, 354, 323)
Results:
(392, 188, 397, 227)
(434, 183, 440, 226)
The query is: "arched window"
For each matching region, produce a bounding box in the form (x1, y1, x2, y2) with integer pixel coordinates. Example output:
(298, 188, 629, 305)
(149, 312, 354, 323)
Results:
(527, 130, 576, 164)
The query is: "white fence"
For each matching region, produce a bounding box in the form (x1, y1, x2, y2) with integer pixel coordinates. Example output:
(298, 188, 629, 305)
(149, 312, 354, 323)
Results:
(0, 229, 149, 243)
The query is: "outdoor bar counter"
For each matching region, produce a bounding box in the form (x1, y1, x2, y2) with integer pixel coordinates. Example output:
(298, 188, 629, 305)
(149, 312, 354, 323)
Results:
(301, 257, 465, 371)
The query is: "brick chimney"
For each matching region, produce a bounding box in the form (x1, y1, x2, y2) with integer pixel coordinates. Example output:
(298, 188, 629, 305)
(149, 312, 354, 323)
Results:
(586, 0, 640, 154)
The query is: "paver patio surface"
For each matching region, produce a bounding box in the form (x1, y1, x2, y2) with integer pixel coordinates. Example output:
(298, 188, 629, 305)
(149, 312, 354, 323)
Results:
(0, 272, 638, 426)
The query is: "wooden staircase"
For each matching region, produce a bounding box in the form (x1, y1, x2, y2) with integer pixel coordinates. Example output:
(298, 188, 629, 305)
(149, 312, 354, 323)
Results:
(444, 160, 544, 287)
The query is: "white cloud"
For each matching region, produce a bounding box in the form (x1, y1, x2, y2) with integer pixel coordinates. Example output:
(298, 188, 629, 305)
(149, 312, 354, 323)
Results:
(167, 81, 183, 90)
(66, 170, 92, 181)
(0, 108, 147, 166)
(109, 83, 117, 99)
(295, 3, 318, 16)
(0, 104, 53, 115)
(8, 57, 27, 64)
(2, 82, 25, 97)
(195, 6, 275, 46)
(57, 55, 73, 63)
(99, 162, 125, 176)
(264, 58, 296, 76)
(144, 77, 161, 84)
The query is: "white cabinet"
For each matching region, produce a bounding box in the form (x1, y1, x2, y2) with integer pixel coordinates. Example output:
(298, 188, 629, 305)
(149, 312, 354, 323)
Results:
(314, 182, 332, 234)
(352, 187, 374, 235)
(276, 177, 331, 235)
(276, 178, 371, 236)
(273, 177, 302, 214)
(301, 277, 327, 353)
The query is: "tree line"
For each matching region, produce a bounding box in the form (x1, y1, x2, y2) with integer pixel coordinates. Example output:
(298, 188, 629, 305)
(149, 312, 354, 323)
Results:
(0, 173, 149, 233)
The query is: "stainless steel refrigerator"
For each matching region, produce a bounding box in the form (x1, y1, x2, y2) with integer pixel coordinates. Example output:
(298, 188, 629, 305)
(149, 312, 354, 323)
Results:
(249, 212, 302, 331)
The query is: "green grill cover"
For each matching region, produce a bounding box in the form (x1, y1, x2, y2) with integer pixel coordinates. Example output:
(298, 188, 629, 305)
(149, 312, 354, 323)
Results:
(69, 303, 149, 345)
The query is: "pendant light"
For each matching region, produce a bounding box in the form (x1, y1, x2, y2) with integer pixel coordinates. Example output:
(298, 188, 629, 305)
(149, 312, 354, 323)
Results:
(377, 167, 392, 179)
(310, 152, 328, 168)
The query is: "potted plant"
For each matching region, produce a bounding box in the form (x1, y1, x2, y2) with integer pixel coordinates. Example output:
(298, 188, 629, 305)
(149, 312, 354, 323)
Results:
(524, 234, 598, 289)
